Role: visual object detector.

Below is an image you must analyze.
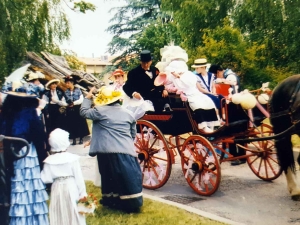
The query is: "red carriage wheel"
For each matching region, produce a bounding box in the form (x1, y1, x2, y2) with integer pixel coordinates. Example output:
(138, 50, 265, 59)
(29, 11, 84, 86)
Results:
(246, 123, 282, 181)
(135, 120, 172, 189)
(180, 135, 221, 196)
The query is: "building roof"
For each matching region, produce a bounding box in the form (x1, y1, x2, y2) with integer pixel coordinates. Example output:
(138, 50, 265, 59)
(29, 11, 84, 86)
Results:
(78, 56, 115, 66)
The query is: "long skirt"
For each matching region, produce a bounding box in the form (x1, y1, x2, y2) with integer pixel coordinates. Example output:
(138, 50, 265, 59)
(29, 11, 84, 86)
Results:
(9, 144, 49, 225)
(97, 153, 143, 211)
(49, 177, 85, 225)
(44, 104, 66, 135)
(64, 105, 90, 139)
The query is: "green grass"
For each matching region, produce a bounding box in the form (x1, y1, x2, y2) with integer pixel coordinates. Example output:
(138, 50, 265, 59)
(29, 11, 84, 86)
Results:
(85, 181, 226, 225)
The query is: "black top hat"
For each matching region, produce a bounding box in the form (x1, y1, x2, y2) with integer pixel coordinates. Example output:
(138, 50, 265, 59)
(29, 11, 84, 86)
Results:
(208, 64, 223, 74)
(140, 50, 152, 62)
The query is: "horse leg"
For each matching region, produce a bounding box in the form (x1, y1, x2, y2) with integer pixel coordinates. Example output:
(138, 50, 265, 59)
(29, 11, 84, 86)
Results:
(275, 134, 300, 200)
(286, 167, 300, 200)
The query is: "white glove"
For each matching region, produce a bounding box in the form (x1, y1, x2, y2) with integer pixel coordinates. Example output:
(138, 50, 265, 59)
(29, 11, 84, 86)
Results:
(51, 97, 59, 104)
(38, 99, 47, 109)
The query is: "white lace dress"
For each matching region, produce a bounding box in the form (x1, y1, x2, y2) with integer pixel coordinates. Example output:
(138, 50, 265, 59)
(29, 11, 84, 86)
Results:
(41, 152, 87, 225)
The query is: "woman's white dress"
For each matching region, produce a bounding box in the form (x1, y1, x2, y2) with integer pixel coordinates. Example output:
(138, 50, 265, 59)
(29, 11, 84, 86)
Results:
(173, 71, 216, 110)
(41, 152, 87, 225)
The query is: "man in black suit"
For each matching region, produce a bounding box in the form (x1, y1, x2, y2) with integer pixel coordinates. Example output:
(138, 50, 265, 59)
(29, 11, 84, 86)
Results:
(123, 50, 168, 112)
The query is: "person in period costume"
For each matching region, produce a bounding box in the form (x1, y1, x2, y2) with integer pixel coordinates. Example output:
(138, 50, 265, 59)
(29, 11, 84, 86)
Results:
(157, 60, 219, 133)
(192, 59, 225, 126)
(208, 64, 246, 165)
(80, 86, 143, 213)
(208, 64, 240, 94)
(123, 50, 168, 112)
(109, 68, 126, 91)
(42, 79, 68, 135)
(0, 79, 49, 224)
(24, 71, 45, 98)
(41, 128, 87, 225)
(63, 76, 90, 145)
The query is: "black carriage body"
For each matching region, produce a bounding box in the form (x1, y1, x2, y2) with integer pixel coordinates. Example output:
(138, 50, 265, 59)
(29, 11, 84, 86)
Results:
(139, 94, 268, 138)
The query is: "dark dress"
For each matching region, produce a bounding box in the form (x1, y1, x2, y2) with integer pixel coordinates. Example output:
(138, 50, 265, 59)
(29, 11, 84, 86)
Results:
(64, 88, 90, 139)
(42, 89, 66, 135)
(123, 65, 166, 111)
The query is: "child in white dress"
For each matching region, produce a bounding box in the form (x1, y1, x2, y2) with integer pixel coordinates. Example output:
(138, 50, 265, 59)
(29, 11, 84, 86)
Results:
(41, 128, 87, 225)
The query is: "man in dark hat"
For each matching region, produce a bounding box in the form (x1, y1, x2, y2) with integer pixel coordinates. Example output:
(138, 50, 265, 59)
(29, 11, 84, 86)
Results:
(123, 50, 168, 112)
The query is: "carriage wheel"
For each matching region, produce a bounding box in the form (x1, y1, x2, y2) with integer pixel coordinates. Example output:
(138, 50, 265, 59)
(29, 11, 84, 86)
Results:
(246, 123, 282, 181)
(135, 120, 172, 189)
(180, 135, 221, 196)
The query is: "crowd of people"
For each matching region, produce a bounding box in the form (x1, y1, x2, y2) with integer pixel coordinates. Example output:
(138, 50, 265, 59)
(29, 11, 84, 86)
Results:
(0, 48, 245, 224)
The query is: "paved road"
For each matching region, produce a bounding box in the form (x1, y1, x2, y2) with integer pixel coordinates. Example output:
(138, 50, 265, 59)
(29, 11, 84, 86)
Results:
(70, 137, 300, 225)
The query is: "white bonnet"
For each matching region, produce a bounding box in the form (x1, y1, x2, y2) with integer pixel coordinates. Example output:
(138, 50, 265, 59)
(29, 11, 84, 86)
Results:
(167, 60, 189, 74)
(48, 128, 70, 152)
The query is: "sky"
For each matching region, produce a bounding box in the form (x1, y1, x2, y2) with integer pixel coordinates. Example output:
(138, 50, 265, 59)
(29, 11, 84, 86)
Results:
(60, 0, 126, 58)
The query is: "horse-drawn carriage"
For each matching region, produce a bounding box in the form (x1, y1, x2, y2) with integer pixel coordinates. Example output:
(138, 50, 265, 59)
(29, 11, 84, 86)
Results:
(134, 83, 282, 196)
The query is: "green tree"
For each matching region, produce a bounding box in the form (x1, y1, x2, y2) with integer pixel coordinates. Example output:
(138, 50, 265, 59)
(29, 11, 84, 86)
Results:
(161, 0, 235, 49)
(106, 0, 181, 70)
(234, 0, 300, 73)
(0, 0, 95, 82)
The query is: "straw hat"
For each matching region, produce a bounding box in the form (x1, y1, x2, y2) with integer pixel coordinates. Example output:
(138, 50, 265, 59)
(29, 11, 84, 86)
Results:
(191, 58, 209, 68)
(45, 79, 60, 90)
(94, 86, 123, 106)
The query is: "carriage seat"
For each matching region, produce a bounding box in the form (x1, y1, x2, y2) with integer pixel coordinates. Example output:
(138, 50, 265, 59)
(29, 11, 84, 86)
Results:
(215, 83, 231, 98)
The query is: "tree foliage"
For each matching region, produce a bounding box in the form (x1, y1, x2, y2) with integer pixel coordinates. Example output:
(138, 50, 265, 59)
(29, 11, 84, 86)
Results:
(106, 0, 179, 69)
(0, 0, 95, 82)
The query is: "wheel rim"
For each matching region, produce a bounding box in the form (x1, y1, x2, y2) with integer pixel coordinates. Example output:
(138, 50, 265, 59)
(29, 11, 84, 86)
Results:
(246, 124, 282, 181)
(180, 135, 221, 196)
(135, 120, 172, 189)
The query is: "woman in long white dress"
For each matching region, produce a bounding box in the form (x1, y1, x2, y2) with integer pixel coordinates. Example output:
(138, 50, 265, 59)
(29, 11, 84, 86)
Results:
(41, 128, 87, 225)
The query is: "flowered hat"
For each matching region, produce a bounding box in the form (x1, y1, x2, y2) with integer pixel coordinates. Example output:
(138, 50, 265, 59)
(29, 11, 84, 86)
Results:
(94, 86, 123, 106)
(45, 79, 60, 90)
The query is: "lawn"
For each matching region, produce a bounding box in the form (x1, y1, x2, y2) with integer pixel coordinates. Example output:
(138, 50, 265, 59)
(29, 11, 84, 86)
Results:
(85, 181, 226, 225)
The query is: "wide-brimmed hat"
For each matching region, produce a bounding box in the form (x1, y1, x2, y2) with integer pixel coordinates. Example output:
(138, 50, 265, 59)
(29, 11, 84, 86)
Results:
(191, 58, 209, 68)
(94, 86, 123, 106)
(45, 79, 60, 90)
(24, 71, 45, 81)
(108, 69, 127, 81)
(2, 64, 40, 98)
(140, 50, 153, 62)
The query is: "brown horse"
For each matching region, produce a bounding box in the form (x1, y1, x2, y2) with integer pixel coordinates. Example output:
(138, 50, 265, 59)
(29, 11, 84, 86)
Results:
(269, 74, 300, 200)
